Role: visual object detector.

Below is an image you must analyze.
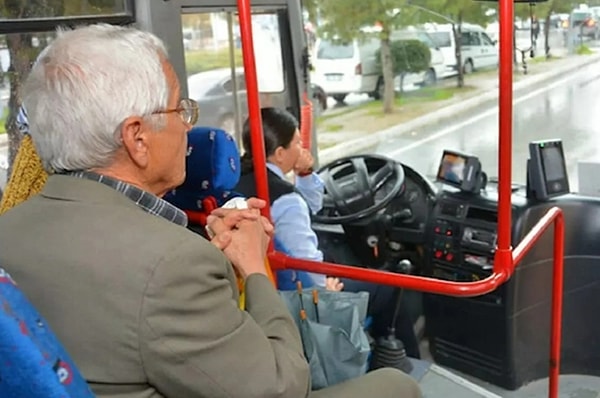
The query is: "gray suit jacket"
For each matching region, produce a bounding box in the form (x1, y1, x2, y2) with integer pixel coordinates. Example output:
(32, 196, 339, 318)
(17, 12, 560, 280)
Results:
(0, 175, 310, 398)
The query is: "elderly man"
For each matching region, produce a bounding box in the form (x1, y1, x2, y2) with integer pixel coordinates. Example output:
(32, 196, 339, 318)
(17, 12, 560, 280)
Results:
(0, 24, 421, 398)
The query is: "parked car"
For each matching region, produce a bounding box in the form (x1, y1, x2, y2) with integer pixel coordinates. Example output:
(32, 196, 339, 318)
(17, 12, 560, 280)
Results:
(187, 68, 247, 133)
(188, 68, 329, 131)
(311, 36, 381, 103)
(426, 23, 498, 77)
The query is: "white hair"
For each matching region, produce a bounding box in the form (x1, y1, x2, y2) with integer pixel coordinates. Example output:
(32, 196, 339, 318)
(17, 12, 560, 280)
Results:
(23, 23, 170, 173)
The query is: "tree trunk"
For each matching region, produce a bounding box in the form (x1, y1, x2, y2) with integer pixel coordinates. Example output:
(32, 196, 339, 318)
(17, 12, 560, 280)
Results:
(379, 35, 394, 114)
(544, 12, 552, 58)
(453, 13, 464, 88)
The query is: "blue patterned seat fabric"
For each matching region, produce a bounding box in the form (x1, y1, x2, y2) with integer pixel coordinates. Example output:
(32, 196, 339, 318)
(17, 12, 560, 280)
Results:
(165, 126, 241, 211)
(0, 267, 95, 397)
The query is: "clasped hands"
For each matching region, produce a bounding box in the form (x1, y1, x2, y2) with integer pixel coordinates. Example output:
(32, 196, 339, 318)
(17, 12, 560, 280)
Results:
(207, 198, 273, 279)
(207, 197, 343, 291)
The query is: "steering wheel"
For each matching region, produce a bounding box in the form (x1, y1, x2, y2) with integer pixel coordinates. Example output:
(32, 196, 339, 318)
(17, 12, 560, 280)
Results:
(313, 154, 405, 224)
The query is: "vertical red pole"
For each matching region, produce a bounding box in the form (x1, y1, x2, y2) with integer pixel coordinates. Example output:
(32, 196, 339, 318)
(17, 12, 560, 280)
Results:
(237, 0, 271, 221)
(549, 214, 565, 398)
(494, 0, 514, 275)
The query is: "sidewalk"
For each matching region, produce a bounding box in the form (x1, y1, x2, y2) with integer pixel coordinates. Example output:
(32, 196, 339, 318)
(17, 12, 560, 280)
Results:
(317, 50, 600, 165)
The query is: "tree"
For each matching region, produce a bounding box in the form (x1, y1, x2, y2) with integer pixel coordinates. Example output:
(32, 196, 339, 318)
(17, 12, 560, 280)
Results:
(530, 0, 579, 58)
(318, 0, 412, 114)
(377, 39, 431, 93)
(303, 0, 319, 27)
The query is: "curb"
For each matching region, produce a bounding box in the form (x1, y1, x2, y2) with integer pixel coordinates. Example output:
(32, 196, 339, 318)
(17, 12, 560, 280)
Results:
(0, 134, 7, 149)
(318, 53, 600, 165)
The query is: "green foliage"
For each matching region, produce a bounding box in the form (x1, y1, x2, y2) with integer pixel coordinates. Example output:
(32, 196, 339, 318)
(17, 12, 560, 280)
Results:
(576, 44, 594, 55)
(303, 0, 319, 25)
(376, 39, 431, 75)
(185, 48, 244, 75)
(525, 0, 580, 18)
(0, 106, 8, 134)
(318, 0, 409, 42)
(410, 0, 492, 25)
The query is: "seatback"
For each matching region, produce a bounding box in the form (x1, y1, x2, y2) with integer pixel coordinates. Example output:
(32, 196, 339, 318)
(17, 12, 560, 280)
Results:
(0, 267, 94, 397)
(165, 126, 241, 229)
(163, 127, 282, 291)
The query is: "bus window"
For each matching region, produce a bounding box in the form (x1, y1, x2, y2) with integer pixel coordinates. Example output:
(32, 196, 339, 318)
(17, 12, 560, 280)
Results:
(1, 0, 132, 19)
(181, 10, 286, 143)
(0, 31, 55, 189)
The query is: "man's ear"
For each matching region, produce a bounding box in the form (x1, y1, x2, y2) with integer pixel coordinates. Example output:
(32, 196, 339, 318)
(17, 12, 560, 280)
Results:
(120, 116, 150, 168)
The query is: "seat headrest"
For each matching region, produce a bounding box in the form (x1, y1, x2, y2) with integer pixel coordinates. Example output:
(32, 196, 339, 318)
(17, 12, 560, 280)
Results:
(165, 126, 241, 211)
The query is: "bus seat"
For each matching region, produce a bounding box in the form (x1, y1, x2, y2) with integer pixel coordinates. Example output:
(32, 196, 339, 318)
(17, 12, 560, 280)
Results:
(165, 126, 241, 230)
(0, 267, 94, 397)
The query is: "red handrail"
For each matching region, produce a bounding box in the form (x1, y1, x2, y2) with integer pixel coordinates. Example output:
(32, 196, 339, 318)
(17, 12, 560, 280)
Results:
(237, 0, 564, 397)
(512, 207, 564, 398)
(237, 0, 271, 222)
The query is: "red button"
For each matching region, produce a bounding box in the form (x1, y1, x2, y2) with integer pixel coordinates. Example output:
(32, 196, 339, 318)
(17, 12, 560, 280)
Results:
(446, 253, 454, 261)
(435, 250, 442, 258)
(446, 230, 452, 236)
(434, 227, 441, 233)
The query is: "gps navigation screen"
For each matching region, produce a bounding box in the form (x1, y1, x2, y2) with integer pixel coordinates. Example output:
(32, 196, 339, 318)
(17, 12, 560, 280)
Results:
(437, 152, 466, 185)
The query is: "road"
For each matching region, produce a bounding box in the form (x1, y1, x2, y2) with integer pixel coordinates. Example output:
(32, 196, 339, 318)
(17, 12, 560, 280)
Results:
(377, 57, 600, 192)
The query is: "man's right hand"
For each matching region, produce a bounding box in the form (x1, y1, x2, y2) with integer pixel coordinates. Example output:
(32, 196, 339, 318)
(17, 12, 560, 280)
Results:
(221, 219, 271, 278)
(207, 199, 273, 278)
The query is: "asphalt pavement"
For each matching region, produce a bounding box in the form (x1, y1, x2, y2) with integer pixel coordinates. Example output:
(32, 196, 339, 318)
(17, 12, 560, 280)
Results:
(378, 59, 600, 192)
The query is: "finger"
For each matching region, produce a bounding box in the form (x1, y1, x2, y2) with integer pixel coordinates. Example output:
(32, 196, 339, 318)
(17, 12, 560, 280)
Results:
(210, 231, 232, 250)
(260, 216, 274, 235)
(206, 215, 232, 237)
(210, 208, 259, 224)
(246, 197, 266, 209)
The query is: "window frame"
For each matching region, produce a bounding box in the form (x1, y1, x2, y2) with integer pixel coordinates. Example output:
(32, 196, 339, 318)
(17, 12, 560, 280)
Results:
(0, 1, 135, 35)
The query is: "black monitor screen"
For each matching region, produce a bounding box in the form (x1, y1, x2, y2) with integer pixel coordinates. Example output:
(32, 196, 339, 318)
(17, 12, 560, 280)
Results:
(541, 145, 566, 182)
(437, 152, 467, 185)
(528, 140, 570, 200)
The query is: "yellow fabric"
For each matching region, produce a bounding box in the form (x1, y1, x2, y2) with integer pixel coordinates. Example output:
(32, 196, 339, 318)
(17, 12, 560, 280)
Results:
(0, 135, 276, 311)
(237, 258, 276, 310)
(0, 135, 48, 215)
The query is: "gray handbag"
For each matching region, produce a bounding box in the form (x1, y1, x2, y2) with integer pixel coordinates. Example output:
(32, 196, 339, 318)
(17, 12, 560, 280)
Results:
(279, 287, 371, 390)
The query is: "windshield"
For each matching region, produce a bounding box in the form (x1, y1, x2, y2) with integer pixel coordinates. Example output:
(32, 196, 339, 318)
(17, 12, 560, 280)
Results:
(317, 40, 355, 59)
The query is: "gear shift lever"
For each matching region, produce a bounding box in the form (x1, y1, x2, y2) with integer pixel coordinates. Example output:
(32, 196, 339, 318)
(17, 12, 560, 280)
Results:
(369, 259, 414, 374)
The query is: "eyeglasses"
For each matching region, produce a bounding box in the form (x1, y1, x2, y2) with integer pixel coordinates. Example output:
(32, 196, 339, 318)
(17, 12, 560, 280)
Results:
(153, 98, 199, 125)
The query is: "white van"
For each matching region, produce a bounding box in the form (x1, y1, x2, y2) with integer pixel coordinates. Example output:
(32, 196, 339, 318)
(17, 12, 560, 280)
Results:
(311, 30, 445, 103)
(426, 23, 498, 77)
(310, 37, 381, 103)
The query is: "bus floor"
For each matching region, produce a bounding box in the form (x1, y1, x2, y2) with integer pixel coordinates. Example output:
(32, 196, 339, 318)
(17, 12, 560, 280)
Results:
(412, 332, 600, 397)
